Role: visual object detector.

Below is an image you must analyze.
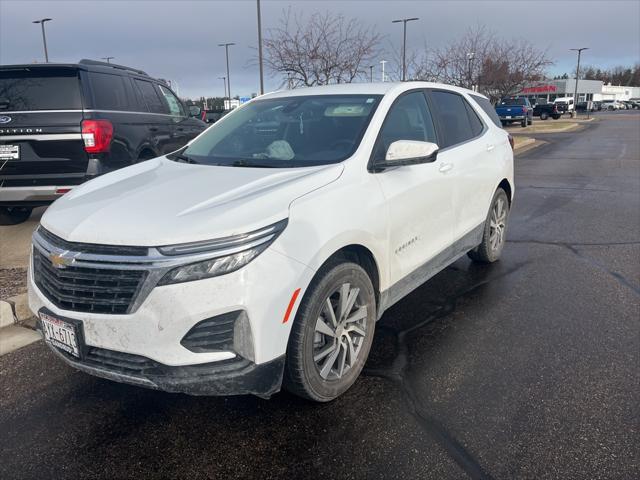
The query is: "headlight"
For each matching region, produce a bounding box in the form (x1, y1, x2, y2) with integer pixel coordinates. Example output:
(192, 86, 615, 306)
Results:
(157, 219, 287, 285)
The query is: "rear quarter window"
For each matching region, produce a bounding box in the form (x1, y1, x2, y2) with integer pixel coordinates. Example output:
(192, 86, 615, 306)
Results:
(87, 72, 136, 111)
(0, 69, 82, 111)
(470, 94, 502, 128)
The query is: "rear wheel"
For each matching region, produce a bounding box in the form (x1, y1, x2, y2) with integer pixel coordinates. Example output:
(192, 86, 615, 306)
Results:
(0, 207, 32, 225)
(468, 189, 510, 264)
(283, 261, 376, 402)
(521, 118, 527, 127)
(527, 116, 532, 125)
(540, 112, 549, 120)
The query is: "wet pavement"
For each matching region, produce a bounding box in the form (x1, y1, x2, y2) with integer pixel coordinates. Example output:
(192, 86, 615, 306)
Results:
(1, 113, 639, 479)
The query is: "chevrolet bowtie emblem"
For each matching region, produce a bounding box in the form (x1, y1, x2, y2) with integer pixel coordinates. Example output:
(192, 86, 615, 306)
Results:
(49, 251, 75, 269)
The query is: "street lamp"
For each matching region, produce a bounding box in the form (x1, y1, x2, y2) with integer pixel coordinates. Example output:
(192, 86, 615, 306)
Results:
(256, 0, 264, 95)
(32, 18, 52, 63)
(570, 47, 589, 118)
(101, 56, 114, 64)
(218, 42, 235, 109)
(392, 17, 419, 81)
(380, 60, 387, 82)
(218, 76, 227, 100)
(466, 52, 476, 90)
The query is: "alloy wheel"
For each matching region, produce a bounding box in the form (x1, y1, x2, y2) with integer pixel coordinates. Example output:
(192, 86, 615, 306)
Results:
(312, 283, 368, 380)
(489, 196, 507, 252)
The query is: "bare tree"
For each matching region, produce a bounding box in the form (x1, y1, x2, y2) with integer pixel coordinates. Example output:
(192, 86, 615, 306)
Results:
(411, 26, 552, 102)
(263, 9, 381, 87)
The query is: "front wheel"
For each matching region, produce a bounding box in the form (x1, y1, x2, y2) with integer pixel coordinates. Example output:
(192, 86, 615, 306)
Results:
(521, 119, 527, 127)
(0, 207, 32, 225)
(540, 112, 549, 120)
(283, 261, 376, 402)
(468, 189, 510, 264)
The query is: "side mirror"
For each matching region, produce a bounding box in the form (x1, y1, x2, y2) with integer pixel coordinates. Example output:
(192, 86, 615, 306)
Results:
(381, 140, 439, 169)
(188, 105, 201, 117)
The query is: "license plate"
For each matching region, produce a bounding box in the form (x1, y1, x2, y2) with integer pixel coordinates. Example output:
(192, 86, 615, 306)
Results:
(40, 311, 80, 358)
(505, 116, 512, 119)
(0, 144, 19, 160)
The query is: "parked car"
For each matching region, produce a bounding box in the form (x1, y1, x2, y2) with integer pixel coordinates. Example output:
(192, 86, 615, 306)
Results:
(601, 100, 622, 110)
(592, 101, 603, 111)
(29, 82, 514, 401)
(0, 59, 207, 225)
(533, 102, 562, 120)
(621, 100, 634, 110)
(629, 98, 640, 109)
(553, 97, 574, 114)
(495, 97, 533, 127)
(201, 109, 226, 124)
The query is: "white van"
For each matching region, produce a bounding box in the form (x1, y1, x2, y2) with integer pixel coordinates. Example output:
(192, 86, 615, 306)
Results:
(553, 97, 574, 113)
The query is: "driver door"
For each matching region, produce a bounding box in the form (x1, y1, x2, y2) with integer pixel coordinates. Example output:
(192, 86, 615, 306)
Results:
(372, 90, 455, 289)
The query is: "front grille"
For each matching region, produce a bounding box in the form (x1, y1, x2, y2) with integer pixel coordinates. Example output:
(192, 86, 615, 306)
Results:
(38, 227, 148, 256)
(33, 248, 146, 314)
(180, 311, 238, 352)
(85, 347, 161, 375)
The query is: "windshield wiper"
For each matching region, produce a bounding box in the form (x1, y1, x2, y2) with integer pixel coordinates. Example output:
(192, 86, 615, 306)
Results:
(230, 159, 279, 168)
(171, 153, 198, 164)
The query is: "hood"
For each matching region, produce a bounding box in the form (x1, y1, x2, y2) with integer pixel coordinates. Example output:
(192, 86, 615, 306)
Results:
(42, 157, 344, 246)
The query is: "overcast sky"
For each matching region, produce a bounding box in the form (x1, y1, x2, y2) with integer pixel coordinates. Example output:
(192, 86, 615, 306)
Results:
(1, 0, 639, 99)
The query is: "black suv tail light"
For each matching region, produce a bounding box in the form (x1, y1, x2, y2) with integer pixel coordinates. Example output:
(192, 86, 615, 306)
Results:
(82, 119, 113, 153)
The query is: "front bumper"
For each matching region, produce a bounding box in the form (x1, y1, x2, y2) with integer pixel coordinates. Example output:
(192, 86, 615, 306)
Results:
(40, 331, 285, 398)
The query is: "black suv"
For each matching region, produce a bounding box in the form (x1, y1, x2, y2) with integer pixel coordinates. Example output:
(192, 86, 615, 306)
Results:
(0, 59, 206, 224)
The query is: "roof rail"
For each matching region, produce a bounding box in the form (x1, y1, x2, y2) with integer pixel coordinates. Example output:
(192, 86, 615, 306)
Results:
(78, 59, 148, 76)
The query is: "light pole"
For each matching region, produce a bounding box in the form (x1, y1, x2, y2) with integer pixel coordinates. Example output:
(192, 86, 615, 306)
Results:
(369, 65, 374, 82)
(101, 56, 114, 64)
(466, 52, 476, 90)
(256, 0, 264, 95)
(380, 60, 387, 82)
(570, 47, 588, 118)
(218, 42, 235, 109)
(218, 76, 227, 106)
(392, 17, 419, 81)
(32, 18, 52, 63)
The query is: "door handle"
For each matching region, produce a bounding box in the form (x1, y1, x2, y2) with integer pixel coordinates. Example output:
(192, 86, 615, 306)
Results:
(438, 163, 453, 173)
(486, 144, 495, 151)
(149, 127, 158, 132)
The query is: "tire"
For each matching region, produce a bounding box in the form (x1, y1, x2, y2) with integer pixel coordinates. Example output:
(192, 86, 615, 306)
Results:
(500, 121, 506, 127)
(283, 260, 376, 402)
(521, 119, 527, 128)
(0, 207, 32, 225)
(468, 188, 510, 264)
(527, 116, 532, 125)
(552, 115, 560, 120)
(540, 112, 549, 120)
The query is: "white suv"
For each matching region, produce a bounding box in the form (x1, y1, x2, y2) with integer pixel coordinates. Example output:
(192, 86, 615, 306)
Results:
(29, 82, 513, 401)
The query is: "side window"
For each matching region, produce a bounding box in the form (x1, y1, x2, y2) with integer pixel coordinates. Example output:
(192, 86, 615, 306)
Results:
(158, 85, 185, 117)
(89, 72, 134, 111)
(470, 94, 502, 128)
(465, 101, 485, 137)
(430, 91, 477, 148)
(134, 79, 166, 114)
(373, 91, 437, 161)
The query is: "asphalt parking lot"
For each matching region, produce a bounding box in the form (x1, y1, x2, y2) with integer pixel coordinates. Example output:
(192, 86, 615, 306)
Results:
(1, 112, 639, 479)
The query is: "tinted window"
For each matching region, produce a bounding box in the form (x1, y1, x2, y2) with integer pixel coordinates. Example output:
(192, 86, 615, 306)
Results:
(0, 69, 81, 111)
(181, 95, 382, 168)
(465, 102, 484, 137)
(470, 94, 501, 128)
(431, 91, 477, 148)
(134, 79, 166, 114)
(499, 98, 527, 105)
(158, 85, 185, 116)
(88, 72, 134, 110)
(373, 91, 437, 161)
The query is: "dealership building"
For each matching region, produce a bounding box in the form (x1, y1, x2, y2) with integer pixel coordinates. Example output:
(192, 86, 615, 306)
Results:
(518, 79, 640, 104)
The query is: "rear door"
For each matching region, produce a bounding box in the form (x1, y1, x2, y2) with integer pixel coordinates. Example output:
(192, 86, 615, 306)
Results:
(132, 78, 174, 155)
(157, 84, 199, 151)
(428, 90, 498, 241)
(0, 67, 88, 188)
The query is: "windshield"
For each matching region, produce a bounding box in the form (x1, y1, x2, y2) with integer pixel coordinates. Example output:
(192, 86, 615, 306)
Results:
(176, 94, 382, 168)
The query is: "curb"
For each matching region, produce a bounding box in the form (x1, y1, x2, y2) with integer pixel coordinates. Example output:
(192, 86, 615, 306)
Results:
(0, 293, 40, 356)
(514, 138, 535, 151)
